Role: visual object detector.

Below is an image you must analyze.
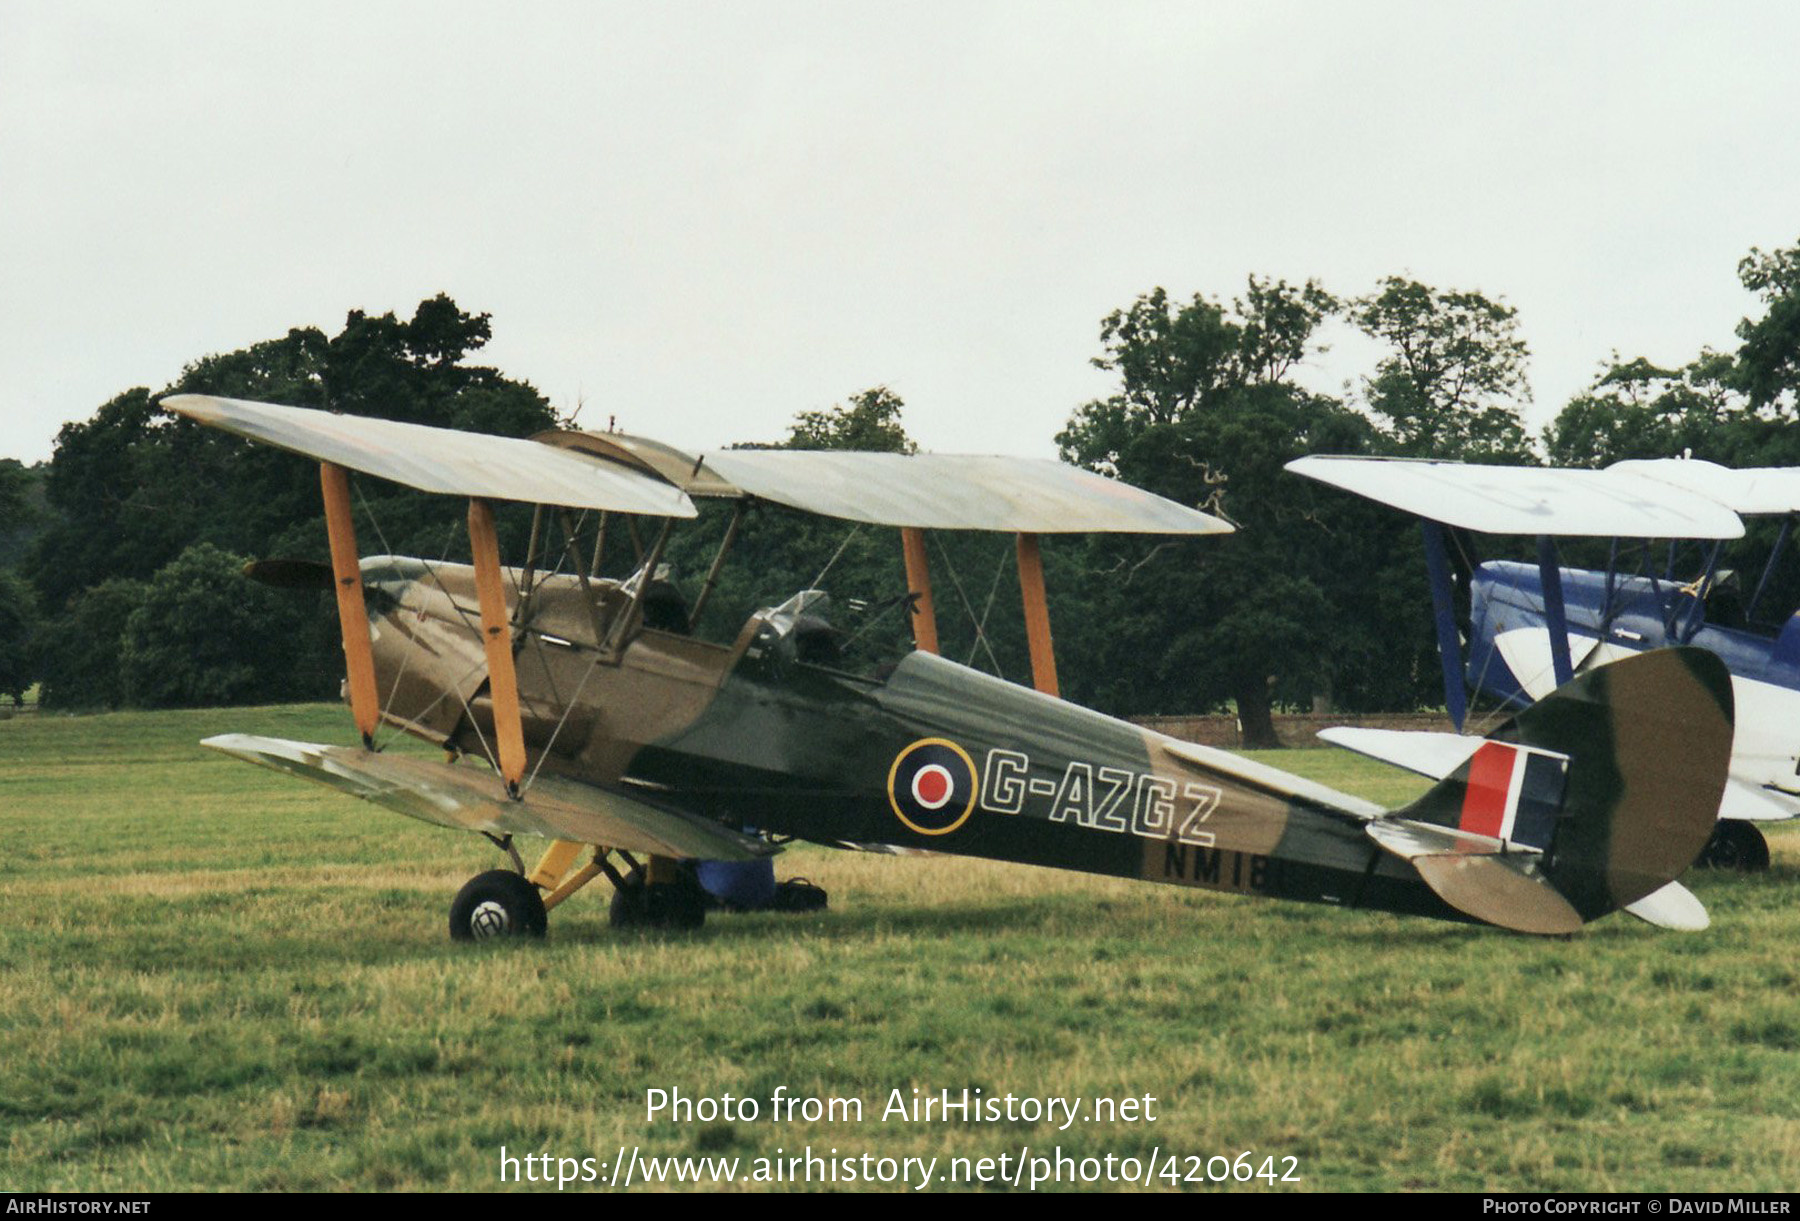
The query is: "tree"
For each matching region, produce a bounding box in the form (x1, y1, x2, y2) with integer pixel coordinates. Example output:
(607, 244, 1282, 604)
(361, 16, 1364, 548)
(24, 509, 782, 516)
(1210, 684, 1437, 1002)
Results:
(28, 297, 557, 709)
(779, 386, 915, 454)
(1735, 240, 1800, 414)
(1351, 277, 1534, 460)
(1543, 240, 1800, 473)
(1543, 354, 1739, 468)
(0, 460, 47, 569)
(37, 578, 148, 709)
(1057, 278, 1425, 745)
(119, 543, 331, 708)
(0, 459, 29, 527)
(1541, 244, 1800, 642)
(0, 568, 38, 704)
(1086, 281, 1338, 429)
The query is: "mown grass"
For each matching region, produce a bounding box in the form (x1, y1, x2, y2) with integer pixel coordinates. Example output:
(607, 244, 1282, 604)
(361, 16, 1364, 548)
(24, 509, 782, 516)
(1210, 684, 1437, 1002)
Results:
(2, 704, 1797, 1192)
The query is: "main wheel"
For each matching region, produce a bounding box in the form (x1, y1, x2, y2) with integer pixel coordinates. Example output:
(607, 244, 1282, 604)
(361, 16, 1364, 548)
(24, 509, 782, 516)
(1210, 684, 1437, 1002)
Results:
(1696, 821, 1771, 873)
(449, 869, 549, 941)
(609, 869, 707, 930)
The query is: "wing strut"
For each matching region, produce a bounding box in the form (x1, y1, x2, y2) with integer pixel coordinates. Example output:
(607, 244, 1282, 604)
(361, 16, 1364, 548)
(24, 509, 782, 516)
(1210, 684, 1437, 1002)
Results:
(320, 463, 380, 747)
(1016, 533, 1060, 697)
(1748, 515, 1793, 624)
(901, 527, 941, 654)
(1420, 520, 1467, 731)
(1536, 535, 1574, 687)
(468, 498, 528, 794)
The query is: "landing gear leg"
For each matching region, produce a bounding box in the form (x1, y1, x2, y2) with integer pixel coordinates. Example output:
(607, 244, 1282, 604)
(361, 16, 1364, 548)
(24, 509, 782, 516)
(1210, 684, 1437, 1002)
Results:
(608, 854, 707, 930)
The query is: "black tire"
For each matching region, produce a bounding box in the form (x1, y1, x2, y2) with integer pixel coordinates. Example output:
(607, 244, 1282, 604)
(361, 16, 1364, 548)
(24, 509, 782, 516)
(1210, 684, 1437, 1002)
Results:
(609, 868, 707, 930)
(449, 869, 549, 941)
(1696, 821, 1771, 873)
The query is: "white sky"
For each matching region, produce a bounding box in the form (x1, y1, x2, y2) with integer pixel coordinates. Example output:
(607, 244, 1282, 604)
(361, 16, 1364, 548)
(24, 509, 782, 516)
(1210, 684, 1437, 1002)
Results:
(3, 0, 1797, 465)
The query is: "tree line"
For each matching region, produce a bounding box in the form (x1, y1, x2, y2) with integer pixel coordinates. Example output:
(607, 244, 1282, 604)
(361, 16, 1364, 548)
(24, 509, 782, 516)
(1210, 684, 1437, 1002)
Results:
(2, 241, 1796, 745)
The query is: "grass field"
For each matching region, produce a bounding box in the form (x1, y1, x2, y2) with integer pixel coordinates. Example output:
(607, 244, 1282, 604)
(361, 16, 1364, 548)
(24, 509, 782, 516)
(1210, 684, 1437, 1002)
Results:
(2, 703, 1798, 1192)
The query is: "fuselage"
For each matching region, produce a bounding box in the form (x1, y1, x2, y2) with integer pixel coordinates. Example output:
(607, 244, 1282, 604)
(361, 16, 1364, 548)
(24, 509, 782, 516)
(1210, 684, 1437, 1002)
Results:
(359, 556, 1468, 925)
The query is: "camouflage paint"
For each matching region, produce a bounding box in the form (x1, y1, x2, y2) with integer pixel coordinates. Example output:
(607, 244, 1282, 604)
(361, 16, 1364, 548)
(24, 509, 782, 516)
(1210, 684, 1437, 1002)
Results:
(356, 558, 1730, 933)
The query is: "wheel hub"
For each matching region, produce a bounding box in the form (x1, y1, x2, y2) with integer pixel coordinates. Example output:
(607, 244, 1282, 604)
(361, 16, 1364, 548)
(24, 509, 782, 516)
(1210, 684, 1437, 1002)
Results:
(469, 899, 511, 939)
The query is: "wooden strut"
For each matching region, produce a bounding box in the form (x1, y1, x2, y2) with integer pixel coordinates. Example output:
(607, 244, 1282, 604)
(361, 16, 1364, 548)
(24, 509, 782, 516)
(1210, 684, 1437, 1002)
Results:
(541, 859, 605, 912)
(556, 508, 609, 648)
(689, 501, 747, 626)
(467, 498, 529, 794)
(513, 504, 545, 632)
(528, 838, 585, 891)
(1015, 532, 1059, 697)
(900, 527, 940, 655)
(319, 463, 380, 747)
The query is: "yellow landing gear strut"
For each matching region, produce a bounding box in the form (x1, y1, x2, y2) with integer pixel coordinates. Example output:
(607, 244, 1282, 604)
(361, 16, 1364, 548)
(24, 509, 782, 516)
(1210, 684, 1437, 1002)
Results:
(527, 841, 708, 931)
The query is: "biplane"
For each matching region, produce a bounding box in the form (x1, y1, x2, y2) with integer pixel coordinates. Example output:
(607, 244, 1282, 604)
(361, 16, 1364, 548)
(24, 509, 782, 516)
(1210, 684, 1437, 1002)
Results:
(1288, 455, 1800, 871)
(163, 395, 1734, 938)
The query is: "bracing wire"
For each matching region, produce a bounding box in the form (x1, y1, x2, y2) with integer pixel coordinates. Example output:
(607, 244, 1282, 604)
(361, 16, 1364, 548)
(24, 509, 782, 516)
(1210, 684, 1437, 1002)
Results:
(931, 533, 1004, 676)
(965, 541, 1014, 668)
(350, 483, 503, 775)
(809, 523, 864, 591)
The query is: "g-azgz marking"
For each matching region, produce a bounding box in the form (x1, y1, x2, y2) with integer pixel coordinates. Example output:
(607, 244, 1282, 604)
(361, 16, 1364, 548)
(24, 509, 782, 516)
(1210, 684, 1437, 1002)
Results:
(1177, 781, 1220, 847)
(980, 749, 1220, 846)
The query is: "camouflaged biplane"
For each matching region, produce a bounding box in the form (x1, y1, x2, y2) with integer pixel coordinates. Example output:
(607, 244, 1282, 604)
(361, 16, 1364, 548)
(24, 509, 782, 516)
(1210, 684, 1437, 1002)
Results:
(166, 395, 1734, 939)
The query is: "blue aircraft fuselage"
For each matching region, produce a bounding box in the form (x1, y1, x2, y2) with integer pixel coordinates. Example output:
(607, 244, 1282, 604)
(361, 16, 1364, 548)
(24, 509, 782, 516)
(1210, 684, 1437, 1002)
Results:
(1468, 560, 1800, 706)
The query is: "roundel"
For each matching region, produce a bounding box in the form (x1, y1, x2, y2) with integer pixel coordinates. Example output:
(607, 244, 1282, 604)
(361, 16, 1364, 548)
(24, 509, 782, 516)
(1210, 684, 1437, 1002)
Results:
(887, 738, 979, 836)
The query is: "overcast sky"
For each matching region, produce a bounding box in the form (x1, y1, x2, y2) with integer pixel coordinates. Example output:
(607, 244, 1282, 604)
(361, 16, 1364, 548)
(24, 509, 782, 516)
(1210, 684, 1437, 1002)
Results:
(3, 1, 1797, 466)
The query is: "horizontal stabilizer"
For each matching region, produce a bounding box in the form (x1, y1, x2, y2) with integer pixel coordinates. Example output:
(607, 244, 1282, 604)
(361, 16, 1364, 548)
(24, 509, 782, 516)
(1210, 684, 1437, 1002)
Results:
(165, 395, 696, 517)
(1622, 881, 1710, 932)
(1410, 852, 1585, 936)
(202, 734, 774, 861)
(1364, 816, 1508, 860)
(1319, 726, 1479, 781)
(1364, 815, 1583, 934)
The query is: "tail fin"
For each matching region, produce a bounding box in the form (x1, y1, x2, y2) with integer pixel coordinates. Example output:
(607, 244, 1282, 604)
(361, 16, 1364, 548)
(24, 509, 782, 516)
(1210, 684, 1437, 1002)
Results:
(1383, 647, 1733, 931)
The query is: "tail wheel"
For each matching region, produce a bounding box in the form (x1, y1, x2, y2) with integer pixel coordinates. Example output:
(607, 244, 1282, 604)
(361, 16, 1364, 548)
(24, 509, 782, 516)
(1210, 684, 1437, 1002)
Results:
(1696, 821, 1771, 873)
(450, 869, 549, 941)
(609, 868, 707, 930)
(769, 877, 829, 912)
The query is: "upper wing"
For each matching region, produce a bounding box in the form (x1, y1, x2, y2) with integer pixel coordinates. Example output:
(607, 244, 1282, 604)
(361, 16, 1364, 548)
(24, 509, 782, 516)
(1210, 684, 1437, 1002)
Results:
(699, 450, 1234, 534)
(544, 430, 1233, 535)
(1610, 459, 1800, 516)
(204, 734, 774, 860)
(1285, 455, 1744, 539)
(164, 395, 696, 517)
